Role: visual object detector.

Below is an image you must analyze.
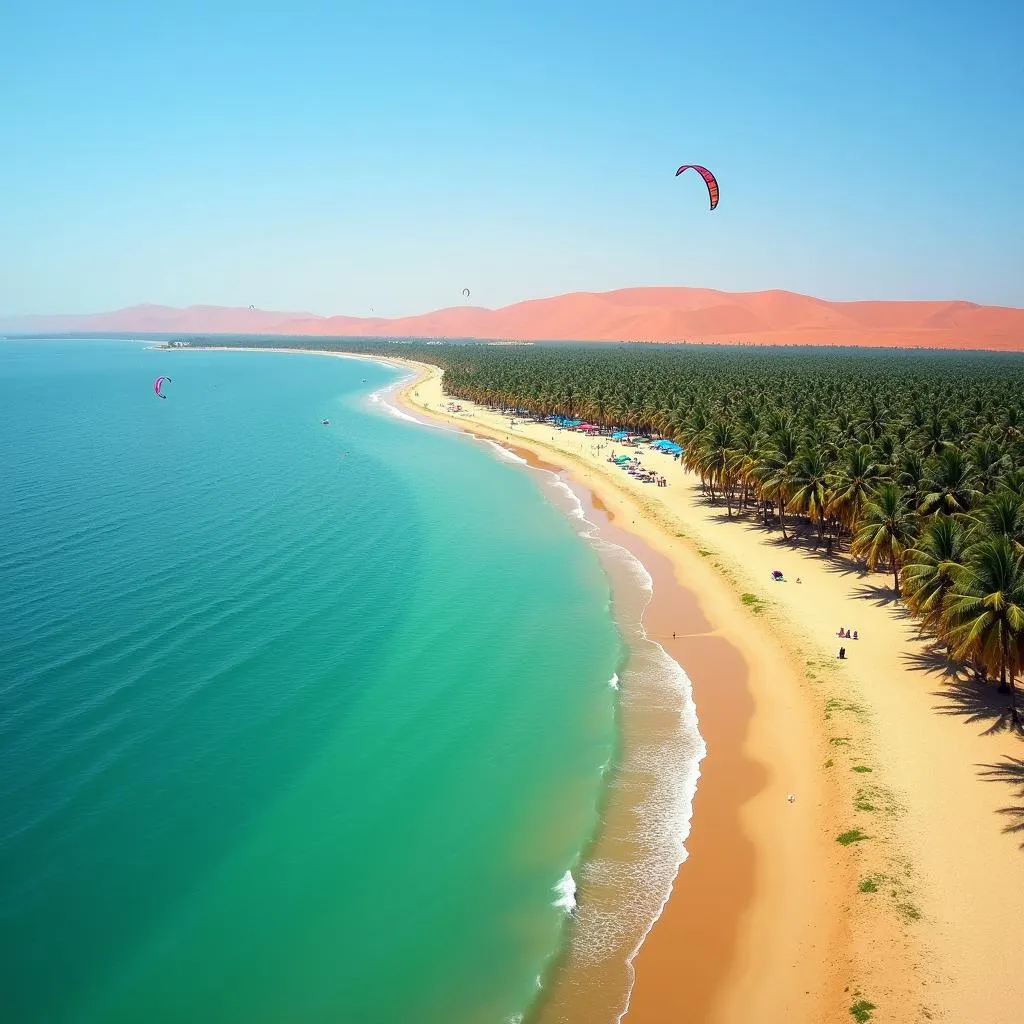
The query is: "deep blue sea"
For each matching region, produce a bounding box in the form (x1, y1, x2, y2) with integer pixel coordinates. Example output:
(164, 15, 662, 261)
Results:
(0, 341, 624, 1024)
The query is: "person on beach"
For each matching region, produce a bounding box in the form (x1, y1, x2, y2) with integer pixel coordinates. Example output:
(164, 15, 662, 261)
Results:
(839, 646, 846, 660)
(853, 630, 858, 640)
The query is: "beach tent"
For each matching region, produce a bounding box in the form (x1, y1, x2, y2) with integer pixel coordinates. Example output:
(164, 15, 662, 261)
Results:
(611, 430, 630, 440)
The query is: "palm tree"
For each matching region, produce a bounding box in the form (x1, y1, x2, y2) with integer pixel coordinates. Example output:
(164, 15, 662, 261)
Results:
(828, 444, 882, 545)
(698, 420, 737, 512)
(920, 447, 979, 517)
(901, 515, 969, 632)
(852, 483, 919, 594)
(789, 448, 832, 543)
(873, 434, 898, 475)
(997, 469, 1024, 500)
(728, 428, 760, 511)
(943, 537, 1024, 730)
(758, 427, 800, 539)
(976, 490, 1024, 552)
(896, 450, 927, 511)
(969, 439, 1007, 495)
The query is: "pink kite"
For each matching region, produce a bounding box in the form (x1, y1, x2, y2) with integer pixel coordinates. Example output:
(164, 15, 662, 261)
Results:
(154, 376, 171, 399)
(675, 164, 719, 211)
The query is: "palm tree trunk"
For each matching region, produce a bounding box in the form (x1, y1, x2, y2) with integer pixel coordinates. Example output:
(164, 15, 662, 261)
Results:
(1009, 672, 1020, 731)
(779, 501, 788, 540)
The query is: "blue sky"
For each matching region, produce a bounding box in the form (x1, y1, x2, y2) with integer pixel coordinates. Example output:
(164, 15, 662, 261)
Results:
(2, 0, 1022, 315)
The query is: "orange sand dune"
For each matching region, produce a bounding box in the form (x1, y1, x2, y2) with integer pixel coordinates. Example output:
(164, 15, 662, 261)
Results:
(4, 287, 1023, 351)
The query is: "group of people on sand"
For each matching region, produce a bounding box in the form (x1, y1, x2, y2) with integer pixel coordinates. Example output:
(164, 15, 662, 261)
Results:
(837, 626, 858, 660)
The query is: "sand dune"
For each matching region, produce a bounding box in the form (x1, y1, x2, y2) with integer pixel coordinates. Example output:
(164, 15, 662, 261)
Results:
(4, 287, 1023, 350)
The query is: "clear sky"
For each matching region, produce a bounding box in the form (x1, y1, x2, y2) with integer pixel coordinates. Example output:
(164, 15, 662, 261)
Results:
(2, 0, 1022, 316)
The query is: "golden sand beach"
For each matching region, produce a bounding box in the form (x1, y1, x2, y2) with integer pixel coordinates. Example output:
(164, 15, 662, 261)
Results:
(395, 360, 1024, 1024)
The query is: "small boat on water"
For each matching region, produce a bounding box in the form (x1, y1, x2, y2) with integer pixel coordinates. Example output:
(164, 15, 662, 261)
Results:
(321, 418, 330, 425)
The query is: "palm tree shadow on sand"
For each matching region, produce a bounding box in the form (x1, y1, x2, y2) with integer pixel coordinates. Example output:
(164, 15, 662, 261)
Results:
(902, 645, 1020, 736)
(977, 758, 1024, 850)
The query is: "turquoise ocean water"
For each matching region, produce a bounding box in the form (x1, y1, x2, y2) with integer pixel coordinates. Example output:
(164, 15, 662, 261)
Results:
(0, 342, 623, 1024)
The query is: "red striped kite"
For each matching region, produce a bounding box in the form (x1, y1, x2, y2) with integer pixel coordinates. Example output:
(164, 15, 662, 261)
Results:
(675, 164, 719, 211)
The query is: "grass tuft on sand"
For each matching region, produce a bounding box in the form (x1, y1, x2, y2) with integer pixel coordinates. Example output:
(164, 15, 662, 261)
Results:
(849, 999, 876, 1022)
(837, 829, 869, 846)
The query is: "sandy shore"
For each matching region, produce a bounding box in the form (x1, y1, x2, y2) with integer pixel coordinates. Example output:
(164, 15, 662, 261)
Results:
(394, 361, 1024, 1024)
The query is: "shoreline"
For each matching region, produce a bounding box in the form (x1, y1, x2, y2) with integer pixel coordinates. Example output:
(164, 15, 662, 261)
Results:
(370, 359, 733, 1020)
(187, 346, 799, 1018)
(187, 346, 1024, 1023)
(396, 359, 1024, 1024)
(389, 365, 844, 1023)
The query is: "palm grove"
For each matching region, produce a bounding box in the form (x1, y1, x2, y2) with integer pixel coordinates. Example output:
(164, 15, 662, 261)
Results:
(223, 337, 1024, 729)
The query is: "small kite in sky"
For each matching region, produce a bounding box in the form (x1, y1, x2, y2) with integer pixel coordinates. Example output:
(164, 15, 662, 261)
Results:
(675, 164, 719, 211)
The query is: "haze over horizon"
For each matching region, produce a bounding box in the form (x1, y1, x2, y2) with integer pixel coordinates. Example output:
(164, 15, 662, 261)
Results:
(4, 1, 1022, 317)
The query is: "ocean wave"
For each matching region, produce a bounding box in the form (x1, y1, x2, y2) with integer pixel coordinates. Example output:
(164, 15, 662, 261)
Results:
(529, 470, 707, 1018)
(608, 672, 620, 690)
(367, 389, 422, 424)
(483, 439, 529, 465)
(552, 869, 577, 914)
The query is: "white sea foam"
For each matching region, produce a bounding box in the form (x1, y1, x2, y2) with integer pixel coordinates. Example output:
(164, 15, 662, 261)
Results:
(608, 672, 620, 690)
(368, 388, 422, 424)
(523, 470, 707, 1019)
(484, 439, 529, 465)
(552, 869, 578, 913)
(548, 478, 588, 521)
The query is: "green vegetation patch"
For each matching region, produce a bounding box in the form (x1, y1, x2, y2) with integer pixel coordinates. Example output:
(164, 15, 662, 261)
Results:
(896, 901, 922, 923)
(740, 592, 766, 613)
(854, 784, 902, 817)
(837, 829, 869, 846)
(849, 1000, 877, 1023)
(829, 736, 851, 746)
(851, 765, 873, 773)
(826, 698, 866, 720)
(853, 788, 877, 812)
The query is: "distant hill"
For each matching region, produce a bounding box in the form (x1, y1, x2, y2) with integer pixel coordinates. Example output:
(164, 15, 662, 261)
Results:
(4, 288, 1024, 351)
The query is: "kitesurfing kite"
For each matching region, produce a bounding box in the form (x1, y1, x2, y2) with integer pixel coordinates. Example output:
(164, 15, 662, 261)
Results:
(462, 288, 471, 300)
(675, 164, 719, 211)
(154, 376, 171, 399)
